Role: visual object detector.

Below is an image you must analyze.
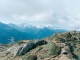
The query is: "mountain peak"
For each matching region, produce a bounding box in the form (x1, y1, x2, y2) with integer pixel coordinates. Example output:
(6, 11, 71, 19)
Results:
(17, 23, 34, 28)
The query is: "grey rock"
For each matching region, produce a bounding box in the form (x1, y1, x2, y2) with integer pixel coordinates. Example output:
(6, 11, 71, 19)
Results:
(18, 42, 34, 55)
(5, 40, 47, 56)
(61, 46, 70, 54)
(14, 46, 22, 57)
(18, 40, 47, 56)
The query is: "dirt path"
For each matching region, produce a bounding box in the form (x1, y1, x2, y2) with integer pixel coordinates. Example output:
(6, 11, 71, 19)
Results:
(58, 54, 70, 60)
(0, 52, 5, 60)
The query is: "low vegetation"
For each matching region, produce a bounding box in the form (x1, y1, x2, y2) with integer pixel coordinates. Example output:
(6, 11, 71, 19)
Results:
(25, 55, 37, 60)
(1, 31, 80, 60)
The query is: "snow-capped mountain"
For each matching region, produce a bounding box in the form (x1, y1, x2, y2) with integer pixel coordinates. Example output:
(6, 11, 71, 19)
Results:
(0, 22, 67, 44)
(0, 22, 35, 44)
(17, 23, 34, 28)
(9, 23, 66, 39)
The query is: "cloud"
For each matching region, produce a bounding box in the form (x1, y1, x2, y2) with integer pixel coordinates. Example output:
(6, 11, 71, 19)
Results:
(0, 0, 80, 30)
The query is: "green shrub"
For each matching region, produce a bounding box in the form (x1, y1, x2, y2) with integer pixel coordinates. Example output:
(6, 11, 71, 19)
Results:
(25, 55, 37, 60)
(41, 43, 61, 59)
(48, 44, 61, 55)
(55, 37, 65, 43)
(37, 46, 43, 51)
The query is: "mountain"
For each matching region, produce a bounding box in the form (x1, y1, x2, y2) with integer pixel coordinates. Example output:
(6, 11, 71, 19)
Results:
(0, 22, 34, 44)
(0, 22, 66, 44)
(0, 31, 80, 60)
(9, 23, 66, 39)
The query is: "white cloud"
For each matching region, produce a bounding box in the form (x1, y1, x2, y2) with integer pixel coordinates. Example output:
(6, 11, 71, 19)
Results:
(0, 0, 80, 30)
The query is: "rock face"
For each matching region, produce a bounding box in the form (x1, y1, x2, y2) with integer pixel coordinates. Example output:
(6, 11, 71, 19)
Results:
(4, 44, 21, 56)
(18, 40, 47, 56)
(5, 40, 47, 56)
(18, 42, 34, 55)
(14, 46, 22, 57)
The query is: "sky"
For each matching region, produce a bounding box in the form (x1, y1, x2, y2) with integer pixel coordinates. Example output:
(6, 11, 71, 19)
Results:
(0, 0, 80, 30)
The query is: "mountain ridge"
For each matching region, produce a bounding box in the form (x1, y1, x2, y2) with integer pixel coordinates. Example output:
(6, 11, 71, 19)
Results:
(0, 22, 66, 44)
(0, 22, 35, 44)
(8, 23, 67, 38)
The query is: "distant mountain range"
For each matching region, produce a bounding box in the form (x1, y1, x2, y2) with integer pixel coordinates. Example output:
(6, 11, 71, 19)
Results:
(0, 22, 35, 44)
(8, 23, 66, 38)
(0, 22, 66, 44)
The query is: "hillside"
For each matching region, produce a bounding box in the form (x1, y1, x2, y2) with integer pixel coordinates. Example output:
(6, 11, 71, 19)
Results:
(0, 22, 34, 44)
(0, 31, 80, 60)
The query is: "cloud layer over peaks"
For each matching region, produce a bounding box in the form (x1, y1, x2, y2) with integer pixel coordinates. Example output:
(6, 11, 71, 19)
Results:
(0, 0, 80, 30)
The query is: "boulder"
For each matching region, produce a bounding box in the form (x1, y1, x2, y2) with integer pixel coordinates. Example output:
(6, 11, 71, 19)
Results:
(61, 46, 70, 55)
(61, 49, 67, 54)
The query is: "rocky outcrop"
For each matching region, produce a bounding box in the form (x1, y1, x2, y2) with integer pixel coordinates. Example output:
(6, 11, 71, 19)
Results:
(61, 49, 68, 54)
(61, 46, 73, 58)
(61, 46, 70, 54)
(18, 42, 34, 55)
(18, 40, 47, 56)
(14, 46, 22, 57)
(5, 40, 47, 56)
